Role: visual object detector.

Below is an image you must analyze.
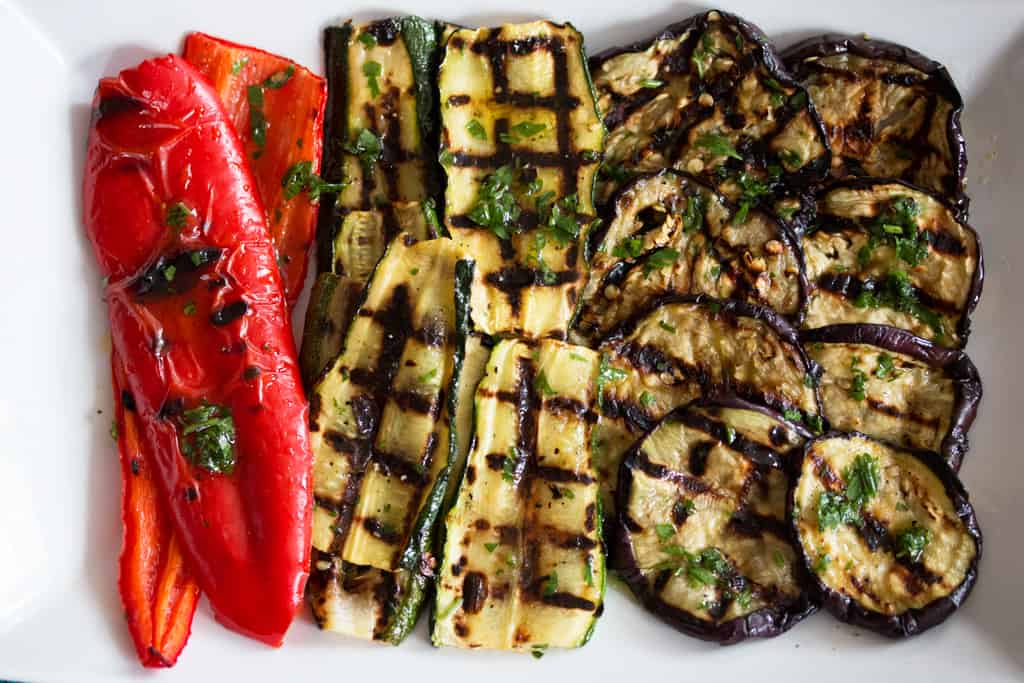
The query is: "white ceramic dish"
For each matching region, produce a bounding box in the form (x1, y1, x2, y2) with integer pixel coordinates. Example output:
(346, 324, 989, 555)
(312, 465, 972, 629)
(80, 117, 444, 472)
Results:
(1, 0, 1021, 681)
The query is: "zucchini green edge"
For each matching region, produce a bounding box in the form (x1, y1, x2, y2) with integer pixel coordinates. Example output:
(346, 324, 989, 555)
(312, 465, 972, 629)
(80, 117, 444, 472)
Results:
(433, 339, 606, 652)
(301, 17, 447, 387)
(438, 21, 605, 341)
(307, 234, 473, 643)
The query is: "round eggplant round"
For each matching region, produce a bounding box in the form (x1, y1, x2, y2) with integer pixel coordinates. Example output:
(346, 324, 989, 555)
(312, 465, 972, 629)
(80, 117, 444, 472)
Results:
(803, 324, 981, 470)
(576, 170, 807, 345)
(615, 399, 817, 644)
(790, 432, 981, 638)
(600, 294, 822, 424)
(589, 10, 830, 211)
(802, 178, 983, 347)
(782, 33, 967, 217)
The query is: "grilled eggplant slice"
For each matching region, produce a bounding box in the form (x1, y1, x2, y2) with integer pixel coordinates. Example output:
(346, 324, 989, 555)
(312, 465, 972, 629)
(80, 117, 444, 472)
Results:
(576, 170, 805, 343)
(783, 34, 967, 216)
(301, 18, 446, 385)
(791, 433, 981, 637)
(308, 234, 472, 642)
(438, 21, 604, 340)
(803, 324, 981, 470)
(803, 179, 982, 347)
(589, 10, 828, 213)
(433, 339, 605, 652)
(594, 296, 820, 517)
(615, 398, 815, 643)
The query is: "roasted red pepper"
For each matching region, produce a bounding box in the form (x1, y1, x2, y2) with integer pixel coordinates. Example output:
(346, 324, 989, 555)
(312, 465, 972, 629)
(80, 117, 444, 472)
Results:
(112, 355, 200, 667)
(183, 32, 326, 305)
(84, 54, 313, 648)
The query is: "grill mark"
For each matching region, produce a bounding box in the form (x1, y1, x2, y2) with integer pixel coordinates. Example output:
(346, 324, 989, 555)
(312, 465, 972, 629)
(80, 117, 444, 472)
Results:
(632, 451, 713, 495)
(542, 592, 596, 611)
(815, 272, 959, 314)
(557, 533, 599, 550)
(811, 454, 842, 489)
(370, 444, 432, 487)
(391, 388, 444, 418)
(462, 571, 488, 614)
(447, 94, 471, 106)
(814, 214, 967, 256)
(866, 397, 941, 429)
(363, 18, 400, 46)
(535, 466, 594, 485)
(688, 441, 712, 476)
(674, 410, 786, 469)
(324, 285, 414, 552)
(543, 395, 591, 420)
(131, 248, 222, 300)
(362, 517, 402, 544)
(600, 396, 656, 434)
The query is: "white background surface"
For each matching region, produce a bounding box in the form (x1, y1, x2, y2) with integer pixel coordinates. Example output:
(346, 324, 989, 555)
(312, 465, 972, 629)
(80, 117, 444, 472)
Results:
(0, 0, 1021, 681)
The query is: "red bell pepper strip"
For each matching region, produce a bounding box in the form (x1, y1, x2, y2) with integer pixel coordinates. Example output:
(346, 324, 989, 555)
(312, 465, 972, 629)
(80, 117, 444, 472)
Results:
(84, 54, 313, 646)
(183, 32, 327, 306)
(112, 354, 200, 667)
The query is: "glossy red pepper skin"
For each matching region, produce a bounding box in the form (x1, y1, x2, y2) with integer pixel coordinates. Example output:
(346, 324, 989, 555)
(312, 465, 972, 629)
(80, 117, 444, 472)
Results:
(112, 355, 200, 667)
(84, 54, 313, 646)
(183, 32, 326, 305)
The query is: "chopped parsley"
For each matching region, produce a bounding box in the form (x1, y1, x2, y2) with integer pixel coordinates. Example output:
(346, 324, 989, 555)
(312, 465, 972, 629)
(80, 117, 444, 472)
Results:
(584, 556, 595, 586)
(600, 161, 633, 184)
(502, 447, 521, 483)
(683, 194, 705, 234)
(805, 414, 824, 434)
(639, 78, 665, 89)
(165, 202, 193, 230)
(344, 128, 383, 175)
(654, 523, 675, 541)
(422, 198, 442, 234)
(643, 247, 680, 277)
(510, 121, 546, 139)
(612, 236, 644, 259)
(639, 391, 656, 407)
(849, 368, 867, 401)
(857, 196, 928, 268)
(183, 300, 197, 316)
(732, 171, 772, 224)
(110, 420, 118, 441)
(723, 425, 736, 445)
(281, 161, 346, 202)
(262, 66, 295, 89)
(894, 523, 931, 563)
(357, 32, 377, 49)
(817, 452, 880, 530)
(543, 571, 559, 597)
(569, 352, 588, 362)
(534, 370, 556, 396)
(783, 408, 803, 422)
(658, 320, 677, 334)
(690, 32, 714, 79)
(772, 549, 786, 568)
(163, 265, 177, 282)
(854, 270, 945, 340)
(467, 164, 521, 240)
(531, 644, 548, 659)
(817, 491, 862, 530)
(362, 60, 382, 98)
(466, 118, 487, 141)
(694, 133, 742, 161)
(230, 57, 248, 75)
(812, 551, 830, 574)
(417, 367, 438, 384)
(179, 403, 237, 474)
(484, 542, 498, 553)
(875, 352, 897, 380)
(596, 353, 627, 410)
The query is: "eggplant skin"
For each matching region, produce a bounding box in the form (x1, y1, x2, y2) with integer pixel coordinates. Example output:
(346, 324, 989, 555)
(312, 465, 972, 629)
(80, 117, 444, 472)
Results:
(802, 324, 981, 471)
(613, 398, 818, 644)
(782, 34, 968, 219)
(789, 432, 981, 638)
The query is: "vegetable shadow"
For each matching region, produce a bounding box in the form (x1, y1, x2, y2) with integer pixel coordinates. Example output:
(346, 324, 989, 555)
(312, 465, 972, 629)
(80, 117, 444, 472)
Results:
(67, 43, 162, 665)
(957, 26, 1024, 676)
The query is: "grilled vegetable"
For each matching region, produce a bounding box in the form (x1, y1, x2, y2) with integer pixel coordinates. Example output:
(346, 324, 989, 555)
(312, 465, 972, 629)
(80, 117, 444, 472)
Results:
(803, 324, 981, 470)
(112, 356, 199, 667)
(308, 234, 473, 642)
(576, 170, 805, 344)
(439, 21, 604, 340)
(615, 398, 815, 643)
(601, 295, 820, 420)
(84, 54, 313, 646)
(803, 179, 983, 347)
(783, 34, 968, 216)
(302, 18, 446, 385)
(791, 433, 981, 637)
(182, 32, 326, 305)
(589, 10, 828, 215)
(434, 339, 605, 652)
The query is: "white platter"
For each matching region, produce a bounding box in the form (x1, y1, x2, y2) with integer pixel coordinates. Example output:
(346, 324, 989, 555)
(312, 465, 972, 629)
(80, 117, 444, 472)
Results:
(0, 0, 1022, 681)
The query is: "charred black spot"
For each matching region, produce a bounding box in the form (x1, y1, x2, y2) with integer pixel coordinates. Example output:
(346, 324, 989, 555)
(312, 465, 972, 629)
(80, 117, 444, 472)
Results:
(448, 94, 471, 106)
(158, 397, 184, 419)
(184, 486, 198, 502)
(363, 517, 401, 544)
(466, 465, 476, 484)
(462, 572, 489, 614)
(130, 458, 141, 476)
(584, 503, 597, 531)
(243, 365, 261, 381)
(688, 441, 713, 476)
(96, 95, 142, 120)
(121, 390, 137, 413)
(210, 300, 248, 326)
(769, 425, 788, 447)
(497, 525, 519, 545)
(364, 18, 400, 45)
(132, 248, 221, 300)
(474, 519, 491, 530)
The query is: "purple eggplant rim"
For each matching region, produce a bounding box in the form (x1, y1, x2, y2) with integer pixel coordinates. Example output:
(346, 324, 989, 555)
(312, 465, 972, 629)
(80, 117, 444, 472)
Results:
(788, 431, 982, 638)
(613, 398, 820, 644)
(811, 176, 985, 347)
(781, 33, 969, 219)
(801, 323, 982, 471)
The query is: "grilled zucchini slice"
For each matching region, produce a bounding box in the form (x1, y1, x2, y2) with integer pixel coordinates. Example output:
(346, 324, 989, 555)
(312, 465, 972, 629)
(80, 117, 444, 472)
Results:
(308, 234, 472, 642)
(301, 18, 446, 385)
(433, 339, 605, 652)
(615, 399, 815, 643)
(803, 324, 980, 470)
(803, 179, 983, 347)
(783, 34, 968, 216)
(589, 10, 828, 213)
(438, 21, 604, 340)
(792, 433, 981, 637)
(576, 170, 805, 344)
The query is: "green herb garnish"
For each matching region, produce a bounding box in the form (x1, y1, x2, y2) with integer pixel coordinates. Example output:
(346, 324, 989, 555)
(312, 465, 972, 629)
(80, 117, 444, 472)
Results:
(643, 247, 679, 277)
(345, 128, 383, 175)
(363, 60, 382, 98)
(282, 161, 346, 202)
(894, 523, 931, 563)
(612, 237, 644, 259)
(230, 57, 248, 75)
(534, 370, 556, 396)
(466, 119, 487, 140)
(694, 133, 742, 160)
(655, 523, 675, 541)
(179, 403, 236, 474)
(358, 32, 377, 49)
